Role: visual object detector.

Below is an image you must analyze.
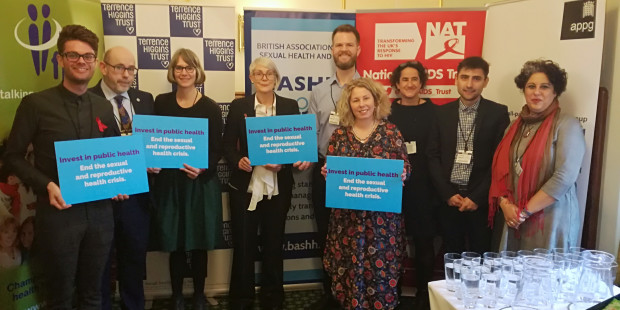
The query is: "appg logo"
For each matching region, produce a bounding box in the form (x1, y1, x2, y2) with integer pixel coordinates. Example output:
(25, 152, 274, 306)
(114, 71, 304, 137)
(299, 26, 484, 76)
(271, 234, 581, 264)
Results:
(425, 22, 467, 60)
(560, 0, 596, 40)
(14, 4, 62, 79)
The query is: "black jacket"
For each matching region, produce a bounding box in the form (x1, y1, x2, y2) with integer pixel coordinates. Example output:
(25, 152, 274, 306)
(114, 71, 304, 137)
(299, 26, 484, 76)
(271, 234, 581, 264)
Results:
(223, 94, 300, 193)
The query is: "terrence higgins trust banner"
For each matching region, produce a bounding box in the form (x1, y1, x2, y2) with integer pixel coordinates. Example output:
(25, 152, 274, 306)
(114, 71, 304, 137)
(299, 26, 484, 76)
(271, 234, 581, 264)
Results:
(101, 3, 237, 295)
(0, 1, 104, 309)
(356, 10, 486, 105)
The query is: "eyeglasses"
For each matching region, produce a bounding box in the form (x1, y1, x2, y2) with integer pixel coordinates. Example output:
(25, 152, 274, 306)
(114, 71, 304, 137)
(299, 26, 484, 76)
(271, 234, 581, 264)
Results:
(174, 66, 195, 73)
(253, 71, 275, 80)
(104, 62, 138, 75)
(62, 52, 97, 63)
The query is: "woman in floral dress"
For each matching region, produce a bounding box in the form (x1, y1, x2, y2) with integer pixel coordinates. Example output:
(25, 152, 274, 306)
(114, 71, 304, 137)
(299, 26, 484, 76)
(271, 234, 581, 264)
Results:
(322, 77, 411, 310)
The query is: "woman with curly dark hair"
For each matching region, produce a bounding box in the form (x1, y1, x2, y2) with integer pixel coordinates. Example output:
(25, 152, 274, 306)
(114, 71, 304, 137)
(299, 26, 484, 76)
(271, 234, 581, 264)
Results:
(489, 59, 585, 250)
(387, 61, 437, 309)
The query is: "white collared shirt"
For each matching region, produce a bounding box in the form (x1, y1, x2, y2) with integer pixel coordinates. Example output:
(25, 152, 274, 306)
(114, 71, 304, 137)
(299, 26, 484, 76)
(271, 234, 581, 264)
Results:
(247, 93, 279, 210)
(100, 81, 133, 122)
(254, 94, 277, 117)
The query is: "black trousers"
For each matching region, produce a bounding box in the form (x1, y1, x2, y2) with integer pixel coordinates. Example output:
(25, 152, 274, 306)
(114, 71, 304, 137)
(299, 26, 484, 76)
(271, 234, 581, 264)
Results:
(311, 160, 332, 295)
(32, 199, 113, 310)
(101, 196, 150, 310)
(228, 188, 291, 309)
(439, 194, 490, 255)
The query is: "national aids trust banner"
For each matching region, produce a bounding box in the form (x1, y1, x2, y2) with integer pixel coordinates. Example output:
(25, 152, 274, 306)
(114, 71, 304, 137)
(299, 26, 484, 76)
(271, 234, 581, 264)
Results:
(356, 11, 486, 105)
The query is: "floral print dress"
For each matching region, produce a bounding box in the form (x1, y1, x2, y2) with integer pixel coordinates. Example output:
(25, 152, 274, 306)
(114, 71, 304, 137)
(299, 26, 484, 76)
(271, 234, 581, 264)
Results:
(323, 120, 411, 310)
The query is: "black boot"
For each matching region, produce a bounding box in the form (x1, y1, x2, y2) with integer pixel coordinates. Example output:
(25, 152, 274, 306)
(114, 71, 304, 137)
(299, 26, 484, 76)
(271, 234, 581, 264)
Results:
(171, 294, 185, 310)
(192, 292, 208, 310)
(170, 251, 187, 310)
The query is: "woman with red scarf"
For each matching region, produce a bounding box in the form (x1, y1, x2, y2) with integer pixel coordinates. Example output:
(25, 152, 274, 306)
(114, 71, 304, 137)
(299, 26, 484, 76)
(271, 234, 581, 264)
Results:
(489, 60, 585, 250)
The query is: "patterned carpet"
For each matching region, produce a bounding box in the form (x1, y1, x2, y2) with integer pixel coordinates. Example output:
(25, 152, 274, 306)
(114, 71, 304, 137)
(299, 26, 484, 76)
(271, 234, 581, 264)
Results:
(123, 290, 417, 309)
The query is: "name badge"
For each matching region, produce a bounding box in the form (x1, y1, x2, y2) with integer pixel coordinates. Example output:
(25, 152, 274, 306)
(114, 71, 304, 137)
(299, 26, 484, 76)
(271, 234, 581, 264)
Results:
(455, 150, 472, 164)
(328, 111, 340, 125)
(405, 141, 417, 154)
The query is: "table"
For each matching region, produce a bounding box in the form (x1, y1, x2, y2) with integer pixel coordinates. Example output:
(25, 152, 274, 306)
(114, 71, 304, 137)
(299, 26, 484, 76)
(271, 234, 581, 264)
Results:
(428, 280, 620, 310)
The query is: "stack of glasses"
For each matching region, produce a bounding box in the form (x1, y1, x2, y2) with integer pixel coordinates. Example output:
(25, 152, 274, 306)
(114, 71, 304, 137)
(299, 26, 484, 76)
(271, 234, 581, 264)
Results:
(443, 248, 618, 309)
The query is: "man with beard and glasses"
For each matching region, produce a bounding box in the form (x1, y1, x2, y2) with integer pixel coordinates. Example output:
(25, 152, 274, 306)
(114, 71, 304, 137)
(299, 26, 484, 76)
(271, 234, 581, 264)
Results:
(4, 25, 125, 309)
(90, 46, 155, 310)
(307, 23, 361, 310)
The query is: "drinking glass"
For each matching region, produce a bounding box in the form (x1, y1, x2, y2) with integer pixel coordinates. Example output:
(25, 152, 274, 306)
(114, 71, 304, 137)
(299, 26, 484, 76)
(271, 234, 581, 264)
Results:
(480, 252, 501, 308)
(498, 257, 523, 306)
(444, 253, 461, 292)
(569, 247, 585, 255)
(454, 258, 463, 300)
(461, 263, 481, 309)
(533, 248, 552, 258)
(517, 249, 535, 260)
(559, 253, 583, 303)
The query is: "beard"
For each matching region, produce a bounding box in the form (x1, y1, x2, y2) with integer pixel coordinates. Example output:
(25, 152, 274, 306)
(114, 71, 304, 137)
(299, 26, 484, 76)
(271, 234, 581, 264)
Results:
(334, 51, 357, 70)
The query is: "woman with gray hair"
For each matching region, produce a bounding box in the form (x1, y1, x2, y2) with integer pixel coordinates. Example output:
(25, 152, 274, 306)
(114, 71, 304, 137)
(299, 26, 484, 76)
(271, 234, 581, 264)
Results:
(223, 57, 310, 310)
(489, 59, 585, 250)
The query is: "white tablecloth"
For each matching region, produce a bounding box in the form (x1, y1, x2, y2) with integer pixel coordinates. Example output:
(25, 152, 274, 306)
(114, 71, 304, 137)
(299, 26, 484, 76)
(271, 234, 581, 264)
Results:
(427, 280, 619, 310)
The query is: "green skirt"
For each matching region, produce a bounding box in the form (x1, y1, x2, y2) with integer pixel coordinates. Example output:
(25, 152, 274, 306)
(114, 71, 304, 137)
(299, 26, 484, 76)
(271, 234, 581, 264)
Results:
(149, 169, 223, 252)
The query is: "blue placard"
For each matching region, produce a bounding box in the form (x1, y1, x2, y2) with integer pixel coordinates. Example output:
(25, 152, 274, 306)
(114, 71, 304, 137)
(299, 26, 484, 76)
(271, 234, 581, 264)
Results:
(245, 114, 317, 165)
(325, 156, 403, 213)
(132, 115, 209, 168)
(54, 135, 149, 205)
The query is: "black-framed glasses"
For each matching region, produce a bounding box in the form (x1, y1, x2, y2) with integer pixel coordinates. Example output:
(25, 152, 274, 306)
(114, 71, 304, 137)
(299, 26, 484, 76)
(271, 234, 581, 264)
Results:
(62, 52, 97, 63)
(253, 71, 275, 80)
(104, 62, 138, 75)
(174, 66, 195, 73)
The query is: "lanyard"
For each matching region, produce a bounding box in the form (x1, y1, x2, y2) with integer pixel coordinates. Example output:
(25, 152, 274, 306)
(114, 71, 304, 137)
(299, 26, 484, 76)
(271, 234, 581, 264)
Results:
(112, 98, 136, 134)
(514, 123, 536, 164)
(329, 82, 338, 109)
(457, 111, 476, 152)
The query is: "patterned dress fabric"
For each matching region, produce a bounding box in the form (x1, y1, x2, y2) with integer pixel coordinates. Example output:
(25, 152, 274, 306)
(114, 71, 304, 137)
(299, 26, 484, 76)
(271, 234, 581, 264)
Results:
(323, 120, 410, 310)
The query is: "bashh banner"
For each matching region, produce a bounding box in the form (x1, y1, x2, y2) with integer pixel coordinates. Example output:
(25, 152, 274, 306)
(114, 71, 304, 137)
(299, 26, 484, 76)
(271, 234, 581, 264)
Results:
(244, 9, 356, 285)
(0, 1, 103, 309)
(355, 10, 486, 105)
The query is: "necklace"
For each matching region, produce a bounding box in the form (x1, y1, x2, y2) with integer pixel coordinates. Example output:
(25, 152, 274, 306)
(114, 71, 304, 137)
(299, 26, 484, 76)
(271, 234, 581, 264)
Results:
(522, 124, 534, 137)
(352, 120, 378, 142)
(178, 89, 199, 108)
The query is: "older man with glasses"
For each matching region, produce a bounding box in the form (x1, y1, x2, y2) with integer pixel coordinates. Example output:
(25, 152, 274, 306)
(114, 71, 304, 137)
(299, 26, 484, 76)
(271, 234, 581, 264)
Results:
(90, 45, 154, 310)
(4, 24, 125, 309)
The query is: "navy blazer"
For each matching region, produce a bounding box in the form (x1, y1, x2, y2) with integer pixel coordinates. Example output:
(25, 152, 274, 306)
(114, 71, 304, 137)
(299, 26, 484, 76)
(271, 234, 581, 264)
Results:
(426, 97, 509, 208)
(89, 80, 155, 116)
(223, 94, 300, 193)
(89, 80, 155, 207)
